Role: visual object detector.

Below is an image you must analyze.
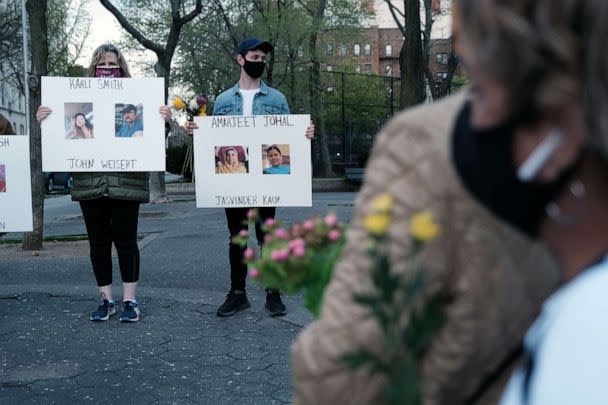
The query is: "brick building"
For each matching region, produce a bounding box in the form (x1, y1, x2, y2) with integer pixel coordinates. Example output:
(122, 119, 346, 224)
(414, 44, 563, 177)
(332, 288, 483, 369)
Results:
(320, 0, 462, 83)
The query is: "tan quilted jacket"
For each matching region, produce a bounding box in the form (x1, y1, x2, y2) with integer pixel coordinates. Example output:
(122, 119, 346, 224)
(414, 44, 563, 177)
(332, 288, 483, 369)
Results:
(291, 92, 560, 405)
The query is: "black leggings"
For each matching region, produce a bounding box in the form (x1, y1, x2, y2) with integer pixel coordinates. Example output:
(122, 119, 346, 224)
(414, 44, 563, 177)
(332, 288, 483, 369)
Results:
(79, 197, 140, 287)
(225, 207, 276, 291)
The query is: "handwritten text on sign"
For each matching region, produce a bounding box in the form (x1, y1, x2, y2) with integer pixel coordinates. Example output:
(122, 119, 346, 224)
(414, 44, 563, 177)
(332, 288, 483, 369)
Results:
(193, 114, 312, 208)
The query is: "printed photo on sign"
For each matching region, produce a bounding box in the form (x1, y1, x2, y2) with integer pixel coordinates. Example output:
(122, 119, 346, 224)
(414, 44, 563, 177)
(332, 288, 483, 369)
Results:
(215, 145, 249, 174)
(0, 164, 5, 192)
(115, 103, 143, 138)
(64, 102, 94, 139)
(262, 144, 291, 175)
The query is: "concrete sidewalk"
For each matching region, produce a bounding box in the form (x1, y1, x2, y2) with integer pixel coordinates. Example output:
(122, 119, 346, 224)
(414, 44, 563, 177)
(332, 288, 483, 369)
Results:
(0, 192, 356, 404)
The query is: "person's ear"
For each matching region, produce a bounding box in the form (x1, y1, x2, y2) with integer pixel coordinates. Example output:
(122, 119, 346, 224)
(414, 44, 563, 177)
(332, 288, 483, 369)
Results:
(236, 54, 245, 67)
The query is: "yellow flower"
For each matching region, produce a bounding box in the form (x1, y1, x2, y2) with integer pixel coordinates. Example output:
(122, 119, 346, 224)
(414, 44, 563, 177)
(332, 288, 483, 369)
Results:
(410, 211, 440, 242)
(371, 193, 394, 213)
(364, 213, 391, 236)
(173, 97, 186, 110)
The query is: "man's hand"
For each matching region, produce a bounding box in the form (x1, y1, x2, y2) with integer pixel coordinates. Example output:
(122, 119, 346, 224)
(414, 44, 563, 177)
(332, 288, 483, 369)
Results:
(306, 120, 315, 139)
(159, 105, 172, 122)
(36, 106, 52, 123)
(184, 120, 199, 136)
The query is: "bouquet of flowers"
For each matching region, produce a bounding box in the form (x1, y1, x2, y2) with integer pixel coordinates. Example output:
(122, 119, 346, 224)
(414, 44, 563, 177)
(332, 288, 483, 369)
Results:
(232, 209, 346, 317)
(172, 93, 208, 121)
(172, 93, 208, 179)
(341, 193, 444, 405)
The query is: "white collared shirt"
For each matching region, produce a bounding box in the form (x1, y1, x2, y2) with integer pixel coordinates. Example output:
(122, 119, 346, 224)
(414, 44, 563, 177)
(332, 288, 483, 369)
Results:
(500, 255, 608, 404)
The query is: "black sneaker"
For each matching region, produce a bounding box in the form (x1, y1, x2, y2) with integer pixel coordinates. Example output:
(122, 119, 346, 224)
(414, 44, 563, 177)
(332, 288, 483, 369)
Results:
(90, 299, 116, 321)
(120, 300, 140, 322)
(265, 290, 286, 317)
(216, 290, 251, 317)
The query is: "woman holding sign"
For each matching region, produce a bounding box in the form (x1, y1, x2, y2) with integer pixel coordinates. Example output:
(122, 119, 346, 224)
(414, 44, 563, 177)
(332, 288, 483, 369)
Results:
(36, 43, 172, 323)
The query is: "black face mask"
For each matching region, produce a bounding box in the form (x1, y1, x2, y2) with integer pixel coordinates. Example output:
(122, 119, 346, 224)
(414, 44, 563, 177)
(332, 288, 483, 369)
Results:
(243, 60, 265, 79)
(452, 102, 577, 238)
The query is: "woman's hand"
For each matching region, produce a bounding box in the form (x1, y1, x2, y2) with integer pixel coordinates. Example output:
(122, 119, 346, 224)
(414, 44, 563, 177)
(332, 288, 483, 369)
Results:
(184, 120, 199, 136)
(305, 120, 315, 139)
(36, 106, 52, 123)
(159, 105, 172, 122)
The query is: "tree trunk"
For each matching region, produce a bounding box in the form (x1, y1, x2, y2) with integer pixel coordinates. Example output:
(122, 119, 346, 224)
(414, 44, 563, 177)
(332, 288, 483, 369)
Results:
(22, 0, 48, 250)
(400, 0, 425, 108)
(149, 60, 171, 203)
(308, 0, 334, 178)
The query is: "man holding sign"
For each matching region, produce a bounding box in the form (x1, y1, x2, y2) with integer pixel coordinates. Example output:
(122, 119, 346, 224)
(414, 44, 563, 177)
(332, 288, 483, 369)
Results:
(186, 38, 314, 318)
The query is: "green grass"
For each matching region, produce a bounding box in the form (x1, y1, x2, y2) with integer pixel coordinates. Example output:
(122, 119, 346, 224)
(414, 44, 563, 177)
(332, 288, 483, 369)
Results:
(0, 233, 146, 245)
(0, 234, 89, 245)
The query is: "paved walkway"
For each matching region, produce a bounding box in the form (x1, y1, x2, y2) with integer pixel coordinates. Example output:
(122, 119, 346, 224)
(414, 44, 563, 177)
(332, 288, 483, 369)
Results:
(0, 192, 356, 404)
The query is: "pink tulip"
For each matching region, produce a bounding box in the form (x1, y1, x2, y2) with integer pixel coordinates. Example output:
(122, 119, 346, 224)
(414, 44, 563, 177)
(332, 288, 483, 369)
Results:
(247, 209, 257, 221)
(275, 228, 288, 239)
(239, 229, 249, 238)
(303, 220, 314, 231)
(249, 268, 260, 278)
(293, 246, 306, 257)
(288, 238, 306, 250)
(244, 247, 255, 260)
(328, 229, 341, 241)
(264, 218, 276, 227)
(325, 214, 338, 227)
(271, 249, 289, 261)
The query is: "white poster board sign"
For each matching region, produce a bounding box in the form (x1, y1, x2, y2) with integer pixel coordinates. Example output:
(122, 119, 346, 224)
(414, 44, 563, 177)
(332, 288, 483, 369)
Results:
(193, 115, 312, 208)
(41, 77, 166, 172)
(0, 135, 33, 232)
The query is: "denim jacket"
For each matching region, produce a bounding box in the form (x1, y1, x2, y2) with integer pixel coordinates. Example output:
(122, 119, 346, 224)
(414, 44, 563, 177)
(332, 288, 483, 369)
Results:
(212, 81, 290, 116)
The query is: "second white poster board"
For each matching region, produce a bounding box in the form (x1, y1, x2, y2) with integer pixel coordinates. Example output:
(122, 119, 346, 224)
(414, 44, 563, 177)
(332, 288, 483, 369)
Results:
(193, 115, 312, 208)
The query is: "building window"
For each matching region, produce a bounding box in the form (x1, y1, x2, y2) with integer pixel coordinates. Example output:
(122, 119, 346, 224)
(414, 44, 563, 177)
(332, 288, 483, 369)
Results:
(386, 45, 392, 57)
(339, 44, 348, 57)
(355, 65, 361, 74)
(436, 72, 448, 81)
(354, 44, 360, 56)
(13, 122, 16, 130)
(20, 124, 24, 134)
(364, 44, 371, 56)
(326, 43, 334, 56)
(327, 64, 333, 72)
(385, 64, 393, 76)
(364, 64, 372, 75)
(436, 52, 449, 65)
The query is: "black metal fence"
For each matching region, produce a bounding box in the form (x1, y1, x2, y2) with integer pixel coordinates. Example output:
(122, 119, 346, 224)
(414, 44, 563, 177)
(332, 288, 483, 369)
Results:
(272, 69, 401, 174)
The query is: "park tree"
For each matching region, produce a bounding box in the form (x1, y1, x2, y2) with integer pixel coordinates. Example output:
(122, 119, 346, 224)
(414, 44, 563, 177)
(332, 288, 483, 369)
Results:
(100, 0, 203, 203)
(7, 0, 90, 250)
(384, 0, 459, 106)
(22, 0, 49, 250)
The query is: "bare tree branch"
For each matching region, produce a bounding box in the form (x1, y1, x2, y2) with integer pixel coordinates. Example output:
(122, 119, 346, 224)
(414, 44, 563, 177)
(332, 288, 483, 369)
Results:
(100, 0, 164, 54)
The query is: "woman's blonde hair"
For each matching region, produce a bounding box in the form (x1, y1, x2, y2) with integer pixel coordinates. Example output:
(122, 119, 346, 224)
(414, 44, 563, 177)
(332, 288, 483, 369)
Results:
(455, 0, 608, 152)
(86, 43, 132, 78)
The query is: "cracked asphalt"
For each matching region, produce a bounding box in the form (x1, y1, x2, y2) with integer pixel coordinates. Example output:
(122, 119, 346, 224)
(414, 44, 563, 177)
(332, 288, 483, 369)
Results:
(0, 189, 356, 404)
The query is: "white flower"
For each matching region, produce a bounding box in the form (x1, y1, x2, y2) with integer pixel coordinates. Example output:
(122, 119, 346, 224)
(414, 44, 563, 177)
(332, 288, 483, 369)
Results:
(188, 98, 199, 111)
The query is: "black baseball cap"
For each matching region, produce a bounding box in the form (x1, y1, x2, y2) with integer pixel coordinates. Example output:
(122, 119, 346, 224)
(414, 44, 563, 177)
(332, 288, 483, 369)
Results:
(121, 104, 137, 113)
(236, 38, 273, 55)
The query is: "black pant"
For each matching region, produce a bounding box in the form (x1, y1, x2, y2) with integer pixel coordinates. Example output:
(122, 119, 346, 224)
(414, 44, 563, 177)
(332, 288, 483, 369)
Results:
(225, 207, 276, 291)
(79, 197, 140, 287)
